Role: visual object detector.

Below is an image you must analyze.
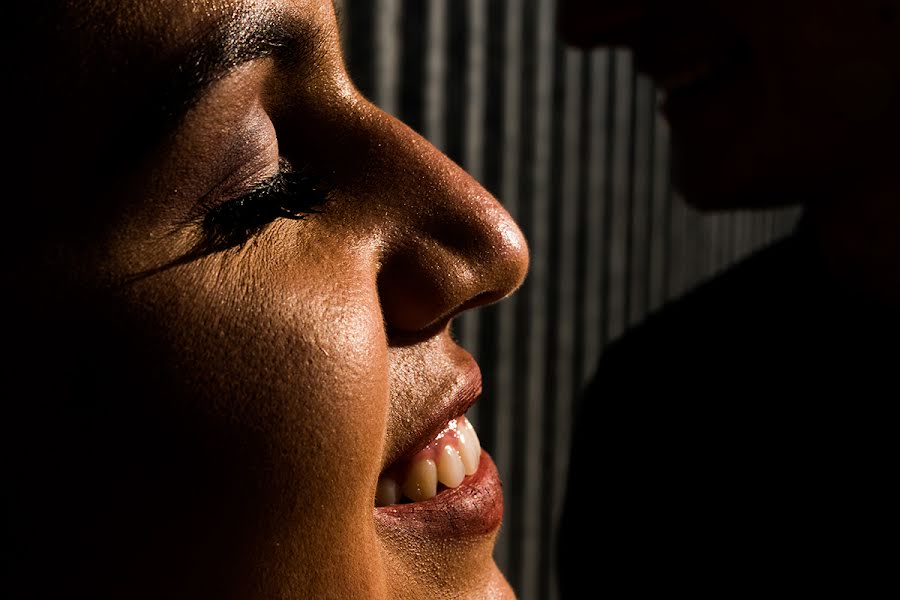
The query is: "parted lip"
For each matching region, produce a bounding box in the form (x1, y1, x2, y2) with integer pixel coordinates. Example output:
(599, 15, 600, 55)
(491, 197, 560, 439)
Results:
(374, 450, 503, 538)
(374, 351, 502, 538)
(380, 352, 482, 473)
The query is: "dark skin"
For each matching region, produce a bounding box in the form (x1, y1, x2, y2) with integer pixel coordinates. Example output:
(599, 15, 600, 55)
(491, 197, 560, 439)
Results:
(557, 0, 900, 303)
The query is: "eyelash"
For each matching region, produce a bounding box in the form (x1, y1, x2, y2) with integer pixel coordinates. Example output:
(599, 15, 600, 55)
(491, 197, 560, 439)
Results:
(199, 160, 332, 252)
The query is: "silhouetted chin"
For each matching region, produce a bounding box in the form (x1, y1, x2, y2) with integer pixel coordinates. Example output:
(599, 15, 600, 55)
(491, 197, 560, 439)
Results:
(672, 154, 805, 213)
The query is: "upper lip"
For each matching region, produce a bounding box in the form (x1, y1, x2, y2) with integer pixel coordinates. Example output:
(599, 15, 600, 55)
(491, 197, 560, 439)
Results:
(635, 44, 741, 87)
(381, 352, 482, 472)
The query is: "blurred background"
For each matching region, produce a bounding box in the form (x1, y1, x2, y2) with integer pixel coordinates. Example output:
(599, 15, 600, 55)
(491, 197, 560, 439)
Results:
(336, 1, 800, 598)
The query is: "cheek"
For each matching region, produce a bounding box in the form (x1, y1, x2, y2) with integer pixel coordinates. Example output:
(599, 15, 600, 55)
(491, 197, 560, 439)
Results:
(203, 251, 390, 504)
(268, 269, 391, 478)
(123, 242, 391, 589)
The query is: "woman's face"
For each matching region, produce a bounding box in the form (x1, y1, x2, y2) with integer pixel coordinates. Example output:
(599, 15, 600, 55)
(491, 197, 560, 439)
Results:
(21, 0, 527, 598)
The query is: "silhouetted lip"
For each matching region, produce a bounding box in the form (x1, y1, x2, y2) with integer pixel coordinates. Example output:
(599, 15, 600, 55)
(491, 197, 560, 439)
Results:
(635, 44, 751, 122)
(374, 451, 503, 538)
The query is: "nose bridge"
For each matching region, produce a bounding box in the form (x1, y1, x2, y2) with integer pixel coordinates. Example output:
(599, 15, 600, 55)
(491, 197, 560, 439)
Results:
(363, 105, 529, 335)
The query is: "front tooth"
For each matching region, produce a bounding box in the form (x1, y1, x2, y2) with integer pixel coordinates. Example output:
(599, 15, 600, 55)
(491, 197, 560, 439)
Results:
(403, 458, 438, 502)
(375, 476, 401, 507)
(437, 445, 465, 488)
(457, 426, 480, 475)
(464, 417, 482, 457)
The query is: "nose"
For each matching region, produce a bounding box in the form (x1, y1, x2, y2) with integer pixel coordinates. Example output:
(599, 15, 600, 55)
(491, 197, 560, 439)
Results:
(557, 0, 654, 48)
(357, 104, 529, 337)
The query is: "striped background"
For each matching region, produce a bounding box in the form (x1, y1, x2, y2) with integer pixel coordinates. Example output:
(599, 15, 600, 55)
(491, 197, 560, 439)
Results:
(336, 1, 800, 598)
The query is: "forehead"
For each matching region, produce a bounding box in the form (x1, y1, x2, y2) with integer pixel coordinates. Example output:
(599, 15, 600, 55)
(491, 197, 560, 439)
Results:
(87, 0, 313, 43)
(14, 0, 341, 192)
(81, 0, 332, 78)
(52, 0, 337, 134)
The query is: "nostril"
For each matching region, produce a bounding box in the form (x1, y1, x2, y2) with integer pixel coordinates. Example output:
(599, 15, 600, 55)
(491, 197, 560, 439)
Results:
(377, 240, 524, 344)
(377, 248, 455, 336)
(382, 290, 506, 347)
(458, 290, 509, 314)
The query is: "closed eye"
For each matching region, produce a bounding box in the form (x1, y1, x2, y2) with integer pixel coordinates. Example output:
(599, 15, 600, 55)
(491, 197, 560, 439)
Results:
(198, 159, 332, 253)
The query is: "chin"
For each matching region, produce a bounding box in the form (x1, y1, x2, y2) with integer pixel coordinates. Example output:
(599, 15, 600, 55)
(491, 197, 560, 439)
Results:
(481, 566, 518, 599)
(374, 452, 515, 598)
(384, 561, 516, 599)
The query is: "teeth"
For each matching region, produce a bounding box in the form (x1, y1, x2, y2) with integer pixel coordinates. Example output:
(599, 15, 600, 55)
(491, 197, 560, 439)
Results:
(375, 476, 400, 507)
(375, 416, 483, 506)
(402, 458, 437, 502)
(457, 417, 481, 475)
(437, 445, 465, 488)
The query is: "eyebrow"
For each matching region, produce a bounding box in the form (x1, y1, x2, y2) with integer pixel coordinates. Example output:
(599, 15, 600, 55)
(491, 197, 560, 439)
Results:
(159, 11, 305, 117)
(151, 1, 341, 128)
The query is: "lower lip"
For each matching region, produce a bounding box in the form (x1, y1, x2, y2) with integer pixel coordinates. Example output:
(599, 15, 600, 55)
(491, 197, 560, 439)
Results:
(373, 451, 503, 538)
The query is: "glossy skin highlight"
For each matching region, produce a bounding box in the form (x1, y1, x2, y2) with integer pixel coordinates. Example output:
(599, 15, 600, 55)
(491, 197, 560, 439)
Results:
(8, 1, 527, 598)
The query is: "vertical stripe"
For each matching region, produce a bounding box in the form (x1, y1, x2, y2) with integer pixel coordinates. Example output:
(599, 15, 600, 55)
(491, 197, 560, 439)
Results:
(526, 2, 555, 598)
(423, 0, 447, 150)
(463, 0, 487, 180)
(622, 68, 639, 328)
(571, 53, 592, 400)
(688, 202, 703, 288)
(650, 94, 670, 310)
(660, 126, 674, 302)
(629, 76, 654, 324)
(507, 0, 539, 594)
(607, 51, 634, 343)
(399, 0, 426, 132)
(582, 51, 610, 384)
(550, 47, 584, 599)
(494, 0, 523, 583)
(712, 215, 722, 271)
(539, 40, 567, 600)
(443, 1, 473, 382)
(599, 52, 617, 348)
(708, 214, 720, 275)
(478, 0, 507, 572)
(732, 213, 743, 266)
(374, 0, 401, 115)
(442, 1, 467, 166)
(640, 78, 658, 317)
(457, 0, 483, 424)
(720, 214, 733, 271)
(343, 0, 375, 98)
(674, 193, 691, 297)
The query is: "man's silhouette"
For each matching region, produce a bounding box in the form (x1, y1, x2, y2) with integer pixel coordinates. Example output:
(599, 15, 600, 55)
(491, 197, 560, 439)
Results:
(556, 1, 900, 595)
